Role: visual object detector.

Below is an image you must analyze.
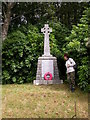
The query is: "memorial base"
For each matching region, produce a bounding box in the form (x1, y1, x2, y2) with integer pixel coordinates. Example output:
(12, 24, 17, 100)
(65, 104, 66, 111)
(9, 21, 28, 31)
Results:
(33, 56, 63, 85)
(33, 80, 63, 85)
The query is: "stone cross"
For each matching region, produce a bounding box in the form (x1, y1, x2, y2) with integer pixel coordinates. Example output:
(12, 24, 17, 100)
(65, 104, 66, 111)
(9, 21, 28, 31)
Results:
(41, 24, 52, 56)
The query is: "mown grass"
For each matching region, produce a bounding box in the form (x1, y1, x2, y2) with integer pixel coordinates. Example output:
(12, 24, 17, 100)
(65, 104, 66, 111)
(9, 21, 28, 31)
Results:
(2, 84, 88, 118)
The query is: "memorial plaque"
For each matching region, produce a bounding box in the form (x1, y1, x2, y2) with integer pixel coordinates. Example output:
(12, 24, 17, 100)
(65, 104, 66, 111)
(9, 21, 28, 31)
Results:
(42, 60, 54, 78)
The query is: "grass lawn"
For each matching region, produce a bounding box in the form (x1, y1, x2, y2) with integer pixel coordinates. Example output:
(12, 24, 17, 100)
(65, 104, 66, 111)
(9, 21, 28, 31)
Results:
(2, 83, 88, 118)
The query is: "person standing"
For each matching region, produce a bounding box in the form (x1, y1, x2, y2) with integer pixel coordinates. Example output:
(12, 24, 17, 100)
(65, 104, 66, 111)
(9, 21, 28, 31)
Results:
(64, 53, 76, 92)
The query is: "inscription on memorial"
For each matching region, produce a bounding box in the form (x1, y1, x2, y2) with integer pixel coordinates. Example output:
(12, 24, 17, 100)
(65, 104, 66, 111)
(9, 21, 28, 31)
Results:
(42, 60, 54, 78)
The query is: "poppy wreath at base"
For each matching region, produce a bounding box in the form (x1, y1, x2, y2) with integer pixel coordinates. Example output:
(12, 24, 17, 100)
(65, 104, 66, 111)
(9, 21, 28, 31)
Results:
(44, 72, 52, 80)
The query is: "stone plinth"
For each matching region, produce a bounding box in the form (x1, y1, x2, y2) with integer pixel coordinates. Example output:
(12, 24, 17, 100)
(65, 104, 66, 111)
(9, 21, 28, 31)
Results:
(33, 56, 63, 85)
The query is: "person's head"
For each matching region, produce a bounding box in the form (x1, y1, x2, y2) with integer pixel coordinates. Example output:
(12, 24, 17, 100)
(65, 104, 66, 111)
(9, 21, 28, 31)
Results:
(64, 53, 69, 61)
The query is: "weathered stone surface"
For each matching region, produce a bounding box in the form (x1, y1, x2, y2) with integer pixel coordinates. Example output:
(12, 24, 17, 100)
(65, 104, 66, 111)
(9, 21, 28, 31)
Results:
(33, 56, 63, 85)
(41, 24, 52, 56)
(33, 79, 63, 85)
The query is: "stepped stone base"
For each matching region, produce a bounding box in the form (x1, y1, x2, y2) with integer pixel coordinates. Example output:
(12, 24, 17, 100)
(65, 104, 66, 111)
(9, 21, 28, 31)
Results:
(33, 55, 63, 85)
(33, 80, 63, 85)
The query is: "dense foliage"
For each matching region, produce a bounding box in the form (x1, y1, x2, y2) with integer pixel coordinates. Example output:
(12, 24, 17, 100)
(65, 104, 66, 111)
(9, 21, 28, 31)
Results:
(2, 25, 42, 84)
(2, 3, 89, 92)
(2, 2, 89, 40)
(8, 2, 89, 29)
(63, 8, 89, 91)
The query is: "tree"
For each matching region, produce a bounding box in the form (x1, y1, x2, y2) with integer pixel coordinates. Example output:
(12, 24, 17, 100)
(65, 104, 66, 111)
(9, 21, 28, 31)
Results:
(2, 2, 89, 40)
(55, 2, 89, 28)
(2, 2, 15, 40)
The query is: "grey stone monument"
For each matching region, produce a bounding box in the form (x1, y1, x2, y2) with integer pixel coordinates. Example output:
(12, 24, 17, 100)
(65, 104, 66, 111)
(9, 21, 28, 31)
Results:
(33, 24, 63, 85)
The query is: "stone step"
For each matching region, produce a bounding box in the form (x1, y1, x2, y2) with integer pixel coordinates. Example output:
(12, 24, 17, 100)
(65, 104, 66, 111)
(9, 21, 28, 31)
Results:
(33, 80, 63, 85)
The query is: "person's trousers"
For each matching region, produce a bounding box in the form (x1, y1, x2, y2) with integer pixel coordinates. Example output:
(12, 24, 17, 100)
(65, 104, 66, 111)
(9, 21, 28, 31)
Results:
(67, 71, 75, 89)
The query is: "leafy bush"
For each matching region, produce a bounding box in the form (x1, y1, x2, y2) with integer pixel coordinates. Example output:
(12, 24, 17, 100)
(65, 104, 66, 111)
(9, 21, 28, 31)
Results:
(2, 25, 43, 84)
(78, 57, 89, 91)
